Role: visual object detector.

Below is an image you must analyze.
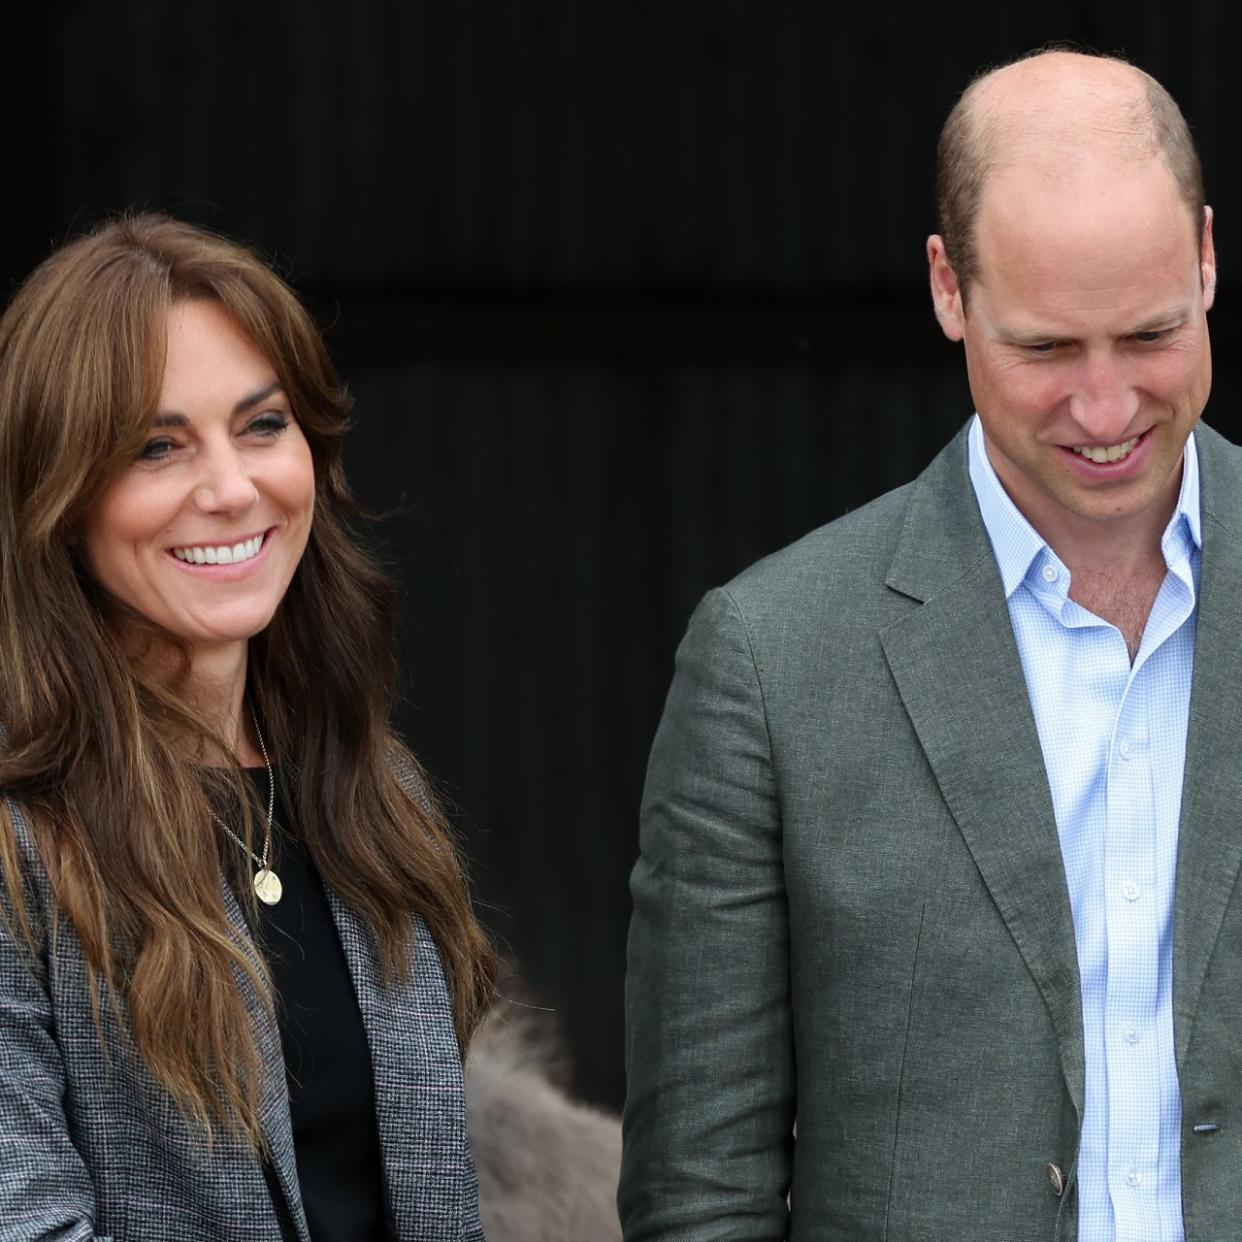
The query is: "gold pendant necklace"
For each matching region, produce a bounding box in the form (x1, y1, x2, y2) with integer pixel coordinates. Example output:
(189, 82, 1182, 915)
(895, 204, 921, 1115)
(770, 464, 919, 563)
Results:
(211, 701, 281, 905)
(252, 867, 283, 905)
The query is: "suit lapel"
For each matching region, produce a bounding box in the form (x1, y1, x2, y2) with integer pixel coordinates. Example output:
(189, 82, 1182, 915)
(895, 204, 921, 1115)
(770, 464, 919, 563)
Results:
(1173, 424, 1242, 1067)
(879, 428, 1085, 1115)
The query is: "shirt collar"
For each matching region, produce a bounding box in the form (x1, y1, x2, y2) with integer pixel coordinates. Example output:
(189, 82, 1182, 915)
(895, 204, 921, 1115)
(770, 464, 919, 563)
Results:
(967, 414, 1202, 601)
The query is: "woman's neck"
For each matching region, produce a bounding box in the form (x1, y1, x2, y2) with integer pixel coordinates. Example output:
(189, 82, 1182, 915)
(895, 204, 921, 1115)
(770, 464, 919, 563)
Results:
(185, 642, 250, 754)
(169, 643, 261, 765)
(122, 627, 259, 764)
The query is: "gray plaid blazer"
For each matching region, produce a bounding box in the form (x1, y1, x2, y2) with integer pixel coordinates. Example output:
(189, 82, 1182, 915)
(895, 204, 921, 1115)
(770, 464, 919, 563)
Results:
(0, 794, 484, 1241)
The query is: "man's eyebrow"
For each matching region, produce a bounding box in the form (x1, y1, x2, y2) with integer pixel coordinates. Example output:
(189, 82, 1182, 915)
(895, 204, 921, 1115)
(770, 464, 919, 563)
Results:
(999, 327, 1067, 347)
(1129, 309, 1189, 333)
(998, 309, 1190, 347)
(994, 322, 1076, 348)
(152, 381, 285, 427)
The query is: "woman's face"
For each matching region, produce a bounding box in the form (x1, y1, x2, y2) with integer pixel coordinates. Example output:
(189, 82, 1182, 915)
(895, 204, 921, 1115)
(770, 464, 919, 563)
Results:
(82, 299, 315, 666)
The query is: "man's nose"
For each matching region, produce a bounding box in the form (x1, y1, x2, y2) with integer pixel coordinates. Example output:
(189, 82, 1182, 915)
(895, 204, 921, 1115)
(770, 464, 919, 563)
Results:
(193, 447, 259, 512)
(1067, 354, 1140, 442)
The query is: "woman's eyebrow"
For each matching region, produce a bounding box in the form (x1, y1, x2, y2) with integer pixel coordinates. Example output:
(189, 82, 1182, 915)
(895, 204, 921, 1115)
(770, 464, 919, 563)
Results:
(232, 379, 284, 415)
(153, 380, 285, 426)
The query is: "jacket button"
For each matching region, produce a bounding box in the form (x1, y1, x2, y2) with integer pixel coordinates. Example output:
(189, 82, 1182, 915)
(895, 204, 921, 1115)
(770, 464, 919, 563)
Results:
(1045, 1163, 1066, 1197)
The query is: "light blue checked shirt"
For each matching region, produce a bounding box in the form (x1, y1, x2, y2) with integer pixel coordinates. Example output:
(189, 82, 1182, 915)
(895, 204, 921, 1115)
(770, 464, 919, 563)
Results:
(968, 416, 1200, 1242)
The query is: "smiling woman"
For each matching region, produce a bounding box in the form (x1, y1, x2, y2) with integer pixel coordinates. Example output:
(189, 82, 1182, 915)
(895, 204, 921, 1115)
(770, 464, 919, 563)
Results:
(0, 215, 495, 1241)
(84, 300, 317, 668)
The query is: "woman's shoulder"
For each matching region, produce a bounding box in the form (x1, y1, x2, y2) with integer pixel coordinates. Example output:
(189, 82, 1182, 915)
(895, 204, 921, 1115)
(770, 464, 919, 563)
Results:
(0, 727, 42, 871)
(388, 742, 435, 814)
(0, 792, 46, 877)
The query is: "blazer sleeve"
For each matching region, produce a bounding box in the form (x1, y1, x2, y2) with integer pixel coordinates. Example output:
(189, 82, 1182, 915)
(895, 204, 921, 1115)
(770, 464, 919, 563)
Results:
(619, 588, 794, 1241)
(460, 1160, 485, 1242)
(0, 803, 110, 1242)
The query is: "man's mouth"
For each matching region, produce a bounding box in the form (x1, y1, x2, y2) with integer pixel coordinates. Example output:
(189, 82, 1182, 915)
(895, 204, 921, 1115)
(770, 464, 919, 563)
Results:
(172, 533, 266, 565)
(1070, 436, 1140, 465)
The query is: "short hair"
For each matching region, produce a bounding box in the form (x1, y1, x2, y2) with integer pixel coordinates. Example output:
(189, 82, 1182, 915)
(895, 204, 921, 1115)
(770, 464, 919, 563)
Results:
(935, 49, 1206, 302)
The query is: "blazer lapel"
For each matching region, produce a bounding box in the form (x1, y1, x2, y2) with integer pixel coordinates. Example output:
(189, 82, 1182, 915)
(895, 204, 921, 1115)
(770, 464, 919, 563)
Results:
(273, 765, 471, 1239)
(878, 428, 1085, 1116)
(1173, 423, 1242, 1068)
(327, 894, 472, 1242)
(220, 879, 312, 1242)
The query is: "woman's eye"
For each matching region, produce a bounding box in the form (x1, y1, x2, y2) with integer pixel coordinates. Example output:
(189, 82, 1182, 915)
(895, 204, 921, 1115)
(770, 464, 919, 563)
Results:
(248, 411, 289, 438)
(137, 437, 178, 462)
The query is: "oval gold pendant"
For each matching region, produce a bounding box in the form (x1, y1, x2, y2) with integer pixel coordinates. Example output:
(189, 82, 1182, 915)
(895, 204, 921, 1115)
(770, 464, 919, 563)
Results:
(254, 868, 283, 905)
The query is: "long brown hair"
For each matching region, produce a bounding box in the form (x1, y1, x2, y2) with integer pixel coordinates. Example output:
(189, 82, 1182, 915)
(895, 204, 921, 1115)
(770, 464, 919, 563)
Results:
(0, 213, 496, 1147)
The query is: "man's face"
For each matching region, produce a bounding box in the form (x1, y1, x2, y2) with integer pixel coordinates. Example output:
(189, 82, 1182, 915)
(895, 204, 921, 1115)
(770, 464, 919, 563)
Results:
(930, 158, 1215, 546)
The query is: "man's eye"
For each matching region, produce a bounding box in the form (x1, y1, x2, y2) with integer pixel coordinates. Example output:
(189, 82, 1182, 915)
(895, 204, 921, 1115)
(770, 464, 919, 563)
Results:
(1026, 342, 1059, 354)
(1134, 329, 1170, 344)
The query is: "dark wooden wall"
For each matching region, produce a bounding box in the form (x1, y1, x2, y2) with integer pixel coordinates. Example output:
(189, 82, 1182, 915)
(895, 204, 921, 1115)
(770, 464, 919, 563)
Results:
(6, 1, 1242, 1107)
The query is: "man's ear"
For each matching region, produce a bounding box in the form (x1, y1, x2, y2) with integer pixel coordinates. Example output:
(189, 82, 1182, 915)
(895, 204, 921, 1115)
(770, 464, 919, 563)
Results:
(1201, 205, 1217, 311)
(927, 235, 966, 342)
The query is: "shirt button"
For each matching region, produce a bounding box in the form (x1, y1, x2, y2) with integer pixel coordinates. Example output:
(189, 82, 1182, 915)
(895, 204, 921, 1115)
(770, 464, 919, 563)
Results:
(1041, 564, 1058, 583)
(1122, 881, 1141, 901)
(1119, 739, 1133, 760)
(1127, 1167, 1143, 1188)
(1124, 1025, 1140, 1044)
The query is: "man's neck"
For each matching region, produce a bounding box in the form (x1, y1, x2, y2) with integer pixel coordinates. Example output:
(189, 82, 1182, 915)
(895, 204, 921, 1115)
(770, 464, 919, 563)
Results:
(993, 452, 1184, 660)
(1068, 560, 1168, 662)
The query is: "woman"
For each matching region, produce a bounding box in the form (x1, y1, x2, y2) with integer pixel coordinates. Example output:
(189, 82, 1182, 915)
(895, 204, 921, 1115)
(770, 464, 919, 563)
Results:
(0, 214, 496, 1240)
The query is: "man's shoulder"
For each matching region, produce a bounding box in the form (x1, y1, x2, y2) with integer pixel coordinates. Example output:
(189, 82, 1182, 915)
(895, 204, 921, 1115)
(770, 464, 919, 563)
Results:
(721, 425, 975, 626)
(1198, 421, 1242, 533)
(726, 479, 916, 608)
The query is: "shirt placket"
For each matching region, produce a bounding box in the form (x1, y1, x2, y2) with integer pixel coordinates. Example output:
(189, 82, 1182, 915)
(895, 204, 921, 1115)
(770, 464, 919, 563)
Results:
(1104, 667, 1162, 1239)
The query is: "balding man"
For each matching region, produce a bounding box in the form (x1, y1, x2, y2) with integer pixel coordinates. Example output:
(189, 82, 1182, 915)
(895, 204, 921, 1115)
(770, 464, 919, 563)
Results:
(621, 50, 1235, 1241)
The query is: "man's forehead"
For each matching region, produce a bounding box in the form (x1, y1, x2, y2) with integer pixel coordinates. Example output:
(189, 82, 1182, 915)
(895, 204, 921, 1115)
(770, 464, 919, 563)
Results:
(977, 156, 1198, 259)
(968, 154, 1204, 324)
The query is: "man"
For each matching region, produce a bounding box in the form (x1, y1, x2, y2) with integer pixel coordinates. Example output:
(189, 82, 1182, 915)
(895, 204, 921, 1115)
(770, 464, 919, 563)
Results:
(620, 50, 1238, 1241)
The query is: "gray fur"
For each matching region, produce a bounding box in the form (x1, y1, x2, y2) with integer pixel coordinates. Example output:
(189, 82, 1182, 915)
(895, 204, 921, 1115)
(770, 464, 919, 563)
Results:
(467, 1006, 622, 1242)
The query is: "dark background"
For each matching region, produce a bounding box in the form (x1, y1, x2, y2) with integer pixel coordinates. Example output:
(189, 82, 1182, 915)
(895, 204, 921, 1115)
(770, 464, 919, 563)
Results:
(5, 2, 1242, 1110)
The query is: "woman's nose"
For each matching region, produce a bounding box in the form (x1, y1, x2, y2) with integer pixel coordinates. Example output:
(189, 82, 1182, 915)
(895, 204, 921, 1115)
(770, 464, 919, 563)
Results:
(192, 448, 259, 513)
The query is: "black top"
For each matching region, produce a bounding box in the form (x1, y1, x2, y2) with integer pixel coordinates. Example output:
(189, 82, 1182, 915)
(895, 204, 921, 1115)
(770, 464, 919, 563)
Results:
(238, 767, 392, 1242)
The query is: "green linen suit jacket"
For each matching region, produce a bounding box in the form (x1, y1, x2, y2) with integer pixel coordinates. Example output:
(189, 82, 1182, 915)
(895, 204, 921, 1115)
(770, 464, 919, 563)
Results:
(620, 421, 1242, 1241)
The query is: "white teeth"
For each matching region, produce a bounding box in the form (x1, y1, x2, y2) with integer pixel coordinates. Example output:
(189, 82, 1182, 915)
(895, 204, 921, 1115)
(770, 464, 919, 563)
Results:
(1072, 437, 1140, 464)
(172, 534, 264, 565)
